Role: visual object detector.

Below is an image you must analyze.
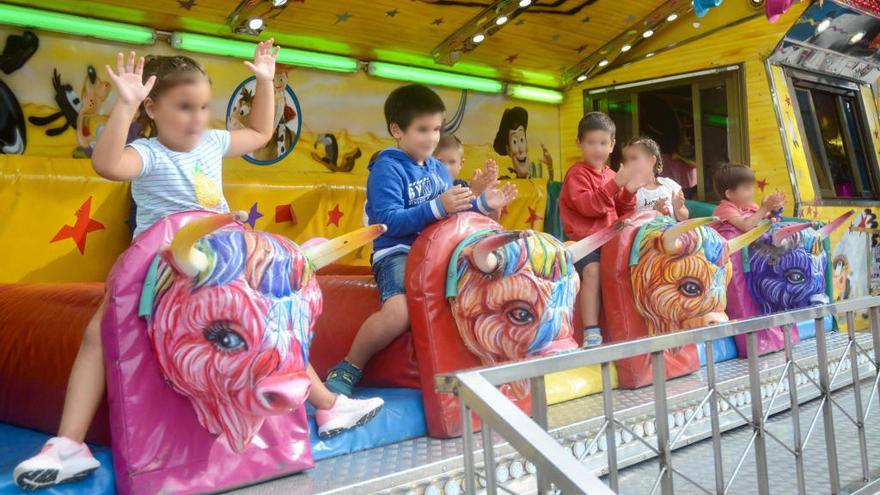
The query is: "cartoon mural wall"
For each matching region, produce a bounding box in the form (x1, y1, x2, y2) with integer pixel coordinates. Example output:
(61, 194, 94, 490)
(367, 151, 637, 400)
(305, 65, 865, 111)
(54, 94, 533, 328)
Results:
(0, 26, 561, 283)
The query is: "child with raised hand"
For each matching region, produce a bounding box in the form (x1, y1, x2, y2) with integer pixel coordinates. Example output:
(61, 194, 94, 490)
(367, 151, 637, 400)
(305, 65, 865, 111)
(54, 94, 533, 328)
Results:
(712, 162, 786, 232)
(560, 112, 652, 348)
(626, 137, 689, 221)
(324, 84, 516, 397)
(434, 132, 499, 195)
(15, 42, 382, 491)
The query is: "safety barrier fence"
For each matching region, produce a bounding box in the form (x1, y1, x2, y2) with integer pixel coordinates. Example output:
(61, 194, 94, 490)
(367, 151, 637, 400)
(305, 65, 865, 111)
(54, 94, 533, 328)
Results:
(437, 296, 880, 494)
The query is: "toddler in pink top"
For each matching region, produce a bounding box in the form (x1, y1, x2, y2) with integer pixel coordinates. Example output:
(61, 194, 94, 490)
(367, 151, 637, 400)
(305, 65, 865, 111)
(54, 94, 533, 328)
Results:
(712, 162, 785, 232)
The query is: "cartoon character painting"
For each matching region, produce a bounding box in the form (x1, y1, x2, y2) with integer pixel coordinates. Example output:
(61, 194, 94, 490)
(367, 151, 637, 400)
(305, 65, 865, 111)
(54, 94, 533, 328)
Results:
(28, 68, 80, 136)
(493, 106, 554, 180)
(227, 72, 301, 165)
(74, 65, 111, 157)
(833, 208, 877, 301)
(311, 132, 362, 172)
(0, 30, 37, 154)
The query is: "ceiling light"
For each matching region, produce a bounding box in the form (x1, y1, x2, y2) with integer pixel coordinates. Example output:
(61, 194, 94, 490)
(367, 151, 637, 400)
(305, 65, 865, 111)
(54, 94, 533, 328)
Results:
(621, 44, 632, 52)
(643, 29, 654, 38)
(247, 17, 264, 31)
(598, 59, 609, 66)
(850, 31, 865, 44)
(272, 0, 287, 6)
(496, 15, 508, 25)
(667, 13, 678, 22)
(816, 18, 831, 33)
(519, 0, 532, 6)
(472, 33, 485, 43)
(693, 21, 701, 28)
(646, 52, 655, 58)
(577, 73, 588, 82)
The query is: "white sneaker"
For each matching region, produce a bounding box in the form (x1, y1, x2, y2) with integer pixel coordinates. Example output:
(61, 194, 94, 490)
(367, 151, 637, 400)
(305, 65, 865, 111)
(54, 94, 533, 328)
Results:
(315, 395, 384, 438)
(13, 436, 100, 491)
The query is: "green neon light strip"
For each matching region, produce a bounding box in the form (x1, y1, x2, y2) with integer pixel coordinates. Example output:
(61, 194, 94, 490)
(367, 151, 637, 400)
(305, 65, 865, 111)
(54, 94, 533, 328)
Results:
(367, 61, 504, 93)
(0, 3, 155, 45)
(508, 84, 564, 104)
(171, 32, 359, 73)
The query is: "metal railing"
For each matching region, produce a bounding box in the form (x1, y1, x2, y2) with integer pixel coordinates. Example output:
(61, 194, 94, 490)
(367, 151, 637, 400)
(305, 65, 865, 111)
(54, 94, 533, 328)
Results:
(437, 296, 880, 494)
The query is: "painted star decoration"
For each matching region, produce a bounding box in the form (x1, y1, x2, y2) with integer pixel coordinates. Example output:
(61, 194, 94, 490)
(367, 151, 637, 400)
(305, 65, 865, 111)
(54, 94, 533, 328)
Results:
(505, 53, 519, 63)
(757, 178, 768, 192)
(526, 206, 543, 230)
(515, 19, 525, 26)
(177, 0, 196, 9)
(245, 202, 263, 229)
(327, 204, 344, 227)
(432, 17, 444, 26)
(50, 196, 105, 255)
(386, 9, 398, 17)
(581, 16, 591, 23)
(575, 44, 588, 53)
(551, 33, 561, 41)
(335, 12, 352, 24)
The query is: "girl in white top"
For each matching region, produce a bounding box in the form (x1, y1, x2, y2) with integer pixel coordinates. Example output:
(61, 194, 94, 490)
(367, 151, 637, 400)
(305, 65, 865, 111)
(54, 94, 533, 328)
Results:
(625, 137, 689, 221)
(15, 43, 381, 490)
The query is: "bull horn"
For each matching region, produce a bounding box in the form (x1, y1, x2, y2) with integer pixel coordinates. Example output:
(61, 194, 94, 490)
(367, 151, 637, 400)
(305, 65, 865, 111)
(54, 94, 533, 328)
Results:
(771, 223, 812, 247)
(728, 221, 772, 253)
(467, 231, 529, 273)
(661, 217, 717, 253)
(304, 224, 387, 270)
(567, 220, 627, 263)
(170, 211, 247, 277)
(817, 209, 855, 239)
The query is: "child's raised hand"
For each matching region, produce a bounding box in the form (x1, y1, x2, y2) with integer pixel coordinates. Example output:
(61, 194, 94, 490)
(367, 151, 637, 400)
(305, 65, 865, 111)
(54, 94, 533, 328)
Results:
(485, 182, 518, 211)
(672, 190, 686, 211)
(470, 159, 499, 195)
(440, 185, 475, 214)
(654, 197, 671, 216)
(106, 51, 156, 106)
(244, 39, 279, 82)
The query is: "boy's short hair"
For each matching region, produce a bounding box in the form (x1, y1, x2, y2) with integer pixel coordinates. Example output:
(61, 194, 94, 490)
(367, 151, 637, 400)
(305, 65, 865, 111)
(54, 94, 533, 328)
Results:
(577, 112, 616, 141)
(713, 162, 756, 198)
(435, 133, 463, 155)
(384, 84, 446, 134)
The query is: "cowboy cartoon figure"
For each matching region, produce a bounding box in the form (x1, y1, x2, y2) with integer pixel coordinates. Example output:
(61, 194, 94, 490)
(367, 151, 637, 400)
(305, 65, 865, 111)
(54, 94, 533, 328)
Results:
(493, 106, 554, 180)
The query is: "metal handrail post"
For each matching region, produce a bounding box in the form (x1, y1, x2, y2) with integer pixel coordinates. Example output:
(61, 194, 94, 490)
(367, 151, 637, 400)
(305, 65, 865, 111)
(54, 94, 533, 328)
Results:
(783, 324, 807, 494)
(530, 375, 550, 495)
(816, 315, 841, 493)
(481, 424, 497, 494)
(602, 362, 619, 492)
(747, 332, 770, 495)
(461, 399, 477, 495)
(846, 311, 870, 483)
(652, 351, 674, 494)
(704, 339, 725, 494)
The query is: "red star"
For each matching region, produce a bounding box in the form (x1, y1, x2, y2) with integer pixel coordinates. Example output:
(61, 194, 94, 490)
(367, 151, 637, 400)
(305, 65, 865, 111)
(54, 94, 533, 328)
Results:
(785, 96, 791, 107)
(505, 54, 519, 63)
(327, 204, 344, 227)
(50, 196, 104, 254)
(757, 178, 768, 192)
(275, 204, 298, 225)
(526, 206, 543, 230)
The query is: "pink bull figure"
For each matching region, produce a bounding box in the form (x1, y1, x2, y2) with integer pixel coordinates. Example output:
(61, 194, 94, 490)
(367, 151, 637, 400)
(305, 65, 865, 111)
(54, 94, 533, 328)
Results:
(447, 225, 622, 398)
(143, 212, 385, 453)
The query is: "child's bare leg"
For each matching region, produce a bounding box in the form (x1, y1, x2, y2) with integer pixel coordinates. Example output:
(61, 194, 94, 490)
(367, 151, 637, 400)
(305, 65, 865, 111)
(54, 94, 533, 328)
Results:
(345, 294, 409, 368)
(57, 300, 107, 442)
(306, 364, 336, 410)
(579, 262, 603, 346)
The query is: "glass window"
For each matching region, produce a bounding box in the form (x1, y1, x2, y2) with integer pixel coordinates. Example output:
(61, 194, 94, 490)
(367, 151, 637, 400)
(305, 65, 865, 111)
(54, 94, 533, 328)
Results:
(699, 84, 730, 201)
(794, 80, 879, 200)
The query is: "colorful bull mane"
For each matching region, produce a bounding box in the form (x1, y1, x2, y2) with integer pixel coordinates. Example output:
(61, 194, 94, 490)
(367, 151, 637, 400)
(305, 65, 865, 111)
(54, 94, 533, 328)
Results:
(147, 226, 321, 453)
(631, 216, 732, 336)
(450, 230, 578, 398)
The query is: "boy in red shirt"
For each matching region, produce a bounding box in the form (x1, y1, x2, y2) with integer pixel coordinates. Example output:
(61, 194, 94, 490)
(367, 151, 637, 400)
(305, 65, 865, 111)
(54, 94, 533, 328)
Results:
(560, 112, 651, 347)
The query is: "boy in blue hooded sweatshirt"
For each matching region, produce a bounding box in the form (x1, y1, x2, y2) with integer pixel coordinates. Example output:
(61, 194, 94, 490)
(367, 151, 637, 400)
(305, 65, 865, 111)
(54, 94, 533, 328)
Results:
(325, 84, 517, 396)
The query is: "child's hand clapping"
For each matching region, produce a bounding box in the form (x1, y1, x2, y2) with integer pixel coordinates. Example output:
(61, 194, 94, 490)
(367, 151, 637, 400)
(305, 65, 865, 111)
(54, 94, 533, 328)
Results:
(484, 182, 518, 211)
(654, 197, 671, 216)
(440, 185, 475, 213)
(244, 39, 279, 82)
(105, 51, 156, 106)
(470, 159, 500, 196)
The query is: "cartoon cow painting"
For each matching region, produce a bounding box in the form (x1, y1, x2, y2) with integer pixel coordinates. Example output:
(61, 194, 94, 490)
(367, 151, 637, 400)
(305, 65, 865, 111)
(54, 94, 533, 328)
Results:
(447, 227, 619, 398)
(603, 212, 769, 388)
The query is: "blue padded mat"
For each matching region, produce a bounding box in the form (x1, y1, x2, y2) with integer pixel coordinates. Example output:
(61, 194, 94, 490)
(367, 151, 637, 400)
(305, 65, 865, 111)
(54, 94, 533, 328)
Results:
(308, 387, 426, 461)
(796, 315, 835, 341)
(0, 424, 114, 495)
(697, 337, 739, 366)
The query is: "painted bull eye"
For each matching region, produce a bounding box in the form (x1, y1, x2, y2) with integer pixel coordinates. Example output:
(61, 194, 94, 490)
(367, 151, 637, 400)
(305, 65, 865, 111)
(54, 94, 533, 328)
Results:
(678, 279, 703, 297)
(203, 323, 248, 353)
(785, 269, 806, 285)
(506, 305, 536, 325)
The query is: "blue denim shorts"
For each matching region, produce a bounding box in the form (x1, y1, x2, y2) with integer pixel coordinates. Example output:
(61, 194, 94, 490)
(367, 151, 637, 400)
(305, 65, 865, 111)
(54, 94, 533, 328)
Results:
(372, 252, 408, 303)
(574, 248, 601, 276)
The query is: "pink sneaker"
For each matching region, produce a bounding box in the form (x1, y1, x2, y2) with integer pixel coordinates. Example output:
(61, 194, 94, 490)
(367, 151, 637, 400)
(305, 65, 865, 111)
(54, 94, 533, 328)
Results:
(315, 395, 384, 438)
(13, 436, 100, 491)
